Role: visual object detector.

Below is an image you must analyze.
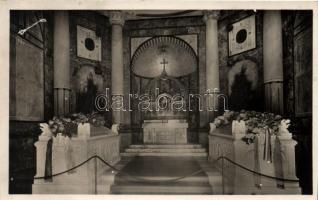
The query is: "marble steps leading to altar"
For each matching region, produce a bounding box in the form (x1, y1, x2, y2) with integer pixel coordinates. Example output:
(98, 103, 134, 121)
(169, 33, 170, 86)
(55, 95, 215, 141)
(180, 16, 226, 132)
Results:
(129, 144, 203, 149)
(113, 175, 211, 186)
(108, 156, 217, 194)
(110, 184, 213, 194)
(121, 144, 208, 157)
(125, 148, 206, 153)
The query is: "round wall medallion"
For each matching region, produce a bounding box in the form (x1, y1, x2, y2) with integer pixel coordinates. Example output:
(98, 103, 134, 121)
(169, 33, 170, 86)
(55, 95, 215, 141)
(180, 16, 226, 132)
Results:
(228, 15, 256, 56)
(85, 38, 95, 51)
(236, 29, 247, 44)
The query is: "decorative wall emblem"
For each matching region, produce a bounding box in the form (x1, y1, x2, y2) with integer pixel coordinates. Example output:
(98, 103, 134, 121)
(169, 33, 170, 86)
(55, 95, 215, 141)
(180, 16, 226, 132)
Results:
(228, 15, 256, 56)
(77, 25, 101, 61)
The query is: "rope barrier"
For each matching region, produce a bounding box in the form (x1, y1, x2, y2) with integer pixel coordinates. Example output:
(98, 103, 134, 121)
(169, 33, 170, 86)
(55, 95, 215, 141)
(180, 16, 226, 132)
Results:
(33, 156, 97, 179)
(95, 155, 203, 183)
(11, 155, 204, 183)
(11, 155, 299, 183)
(215, 156, 299, 182)
(11, 156, 97, 181)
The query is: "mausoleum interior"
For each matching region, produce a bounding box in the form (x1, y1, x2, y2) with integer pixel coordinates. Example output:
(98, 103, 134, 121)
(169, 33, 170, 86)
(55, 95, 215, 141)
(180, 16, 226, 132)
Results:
(9, 10, 312, 195)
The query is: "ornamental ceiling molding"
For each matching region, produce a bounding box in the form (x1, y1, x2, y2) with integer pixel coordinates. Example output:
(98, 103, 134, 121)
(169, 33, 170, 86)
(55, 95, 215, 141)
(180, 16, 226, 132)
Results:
(131, 36, 197, 78)
(132, 10, 196, 18)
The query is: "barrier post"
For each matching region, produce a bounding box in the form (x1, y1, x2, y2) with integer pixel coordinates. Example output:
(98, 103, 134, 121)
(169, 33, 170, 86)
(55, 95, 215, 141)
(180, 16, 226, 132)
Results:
(221, 157, 224, 194)
(94, 155, 97, 194)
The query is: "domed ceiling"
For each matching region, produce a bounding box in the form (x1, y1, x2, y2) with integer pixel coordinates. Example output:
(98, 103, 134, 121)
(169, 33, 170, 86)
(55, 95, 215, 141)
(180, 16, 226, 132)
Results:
(131, 36, 197, 78)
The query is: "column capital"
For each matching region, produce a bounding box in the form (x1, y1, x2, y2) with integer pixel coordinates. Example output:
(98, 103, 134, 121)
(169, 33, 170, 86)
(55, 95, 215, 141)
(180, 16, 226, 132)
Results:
(203, 10, 221, 22)
(109, 11, 125, 26)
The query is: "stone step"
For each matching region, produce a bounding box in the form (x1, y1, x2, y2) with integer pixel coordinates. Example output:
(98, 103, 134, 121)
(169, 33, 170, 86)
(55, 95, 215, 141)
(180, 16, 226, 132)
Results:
(129, 144, 203, 149)
(113, 181, 211, 187)
(125, 148, 206, 153)
(120, 152, 208, 157)
(110, 185, 213, 194)
(194, 158, 223, 194)
(96, 157, 135, 194)
(114, 175, 210, 186)
(113, 182, 211, 188)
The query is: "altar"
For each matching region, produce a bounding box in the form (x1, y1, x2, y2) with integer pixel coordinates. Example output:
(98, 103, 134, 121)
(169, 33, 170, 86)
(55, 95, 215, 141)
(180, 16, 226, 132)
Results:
(142, 119, 188, 144)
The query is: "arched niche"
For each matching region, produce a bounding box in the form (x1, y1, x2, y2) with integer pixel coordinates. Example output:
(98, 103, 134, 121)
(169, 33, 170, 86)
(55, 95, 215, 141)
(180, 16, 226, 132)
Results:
(130, 36, 199, 133)
(131, 36, 197, 78)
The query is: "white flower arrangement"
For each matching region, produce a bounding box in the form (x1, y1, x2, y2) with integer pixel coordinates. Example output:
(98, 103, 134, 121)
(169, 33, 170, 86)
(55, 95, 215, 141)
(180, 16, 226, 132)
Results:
(212, 110, 290, 144)
(46, 112, 106, 137)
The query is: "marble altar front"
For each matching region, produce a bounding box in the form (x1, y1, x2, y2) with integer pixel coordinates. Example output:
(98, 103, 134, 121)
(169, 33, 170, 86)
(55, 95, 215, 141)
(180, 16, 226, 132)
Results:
(142, 119, 188, 144)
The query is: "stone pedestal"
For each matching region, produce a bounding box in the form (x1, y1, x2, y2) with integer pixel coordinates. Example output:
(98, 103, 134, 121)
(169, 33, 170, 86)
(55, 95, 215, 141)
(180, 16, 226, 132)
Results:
(33, 135, 51, 184)
(142, 120, 188, 144)
(277, 133, 299, 189)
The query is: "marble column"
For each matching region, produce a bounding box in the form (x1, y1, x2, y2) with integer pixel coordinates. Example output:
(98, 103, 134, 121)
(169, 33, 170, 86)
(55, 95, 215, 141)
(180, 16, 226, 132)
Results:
(53, 11, 70, 116)
(263, 11, 284, 114)
(203, 11, 220, 123)
(109, 11, 125, 124)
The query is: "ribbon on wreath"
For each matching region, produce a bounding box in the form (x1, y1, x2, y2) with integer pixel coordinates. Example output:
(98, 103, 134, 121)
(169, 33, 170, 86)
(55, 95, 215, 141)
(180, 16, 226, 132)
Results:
(253, 128, 272, 188)
(253, 130, 273, 189)
(273, 137, 285, 188)
(44, 135, 80, 181)
(253, 136, 261, 188)
(263, 128, 272, 163)
(44, 138, 53, 181)
(253, 129, 285, 188)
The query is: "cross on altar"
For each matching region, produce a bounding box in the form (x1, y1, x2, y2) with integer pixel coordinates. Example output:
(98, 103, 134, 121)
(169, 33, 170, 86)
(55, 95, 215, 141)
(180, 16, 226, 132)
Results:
(160, 58, 168, 71)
